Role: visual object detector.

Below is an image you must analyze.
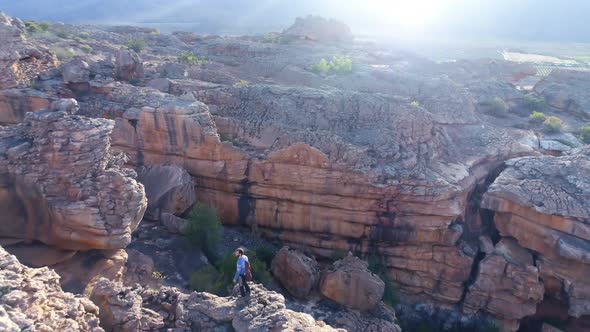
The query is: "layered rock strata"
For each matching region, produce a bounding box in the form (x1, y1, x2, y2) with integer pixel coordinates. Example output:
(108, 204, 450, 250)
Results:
(0, 106, 147, 251)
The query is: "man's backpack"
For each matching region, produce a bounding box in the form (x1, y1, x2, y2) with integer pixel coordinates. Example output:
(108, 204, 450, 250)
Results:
(245, 260, 253, 282)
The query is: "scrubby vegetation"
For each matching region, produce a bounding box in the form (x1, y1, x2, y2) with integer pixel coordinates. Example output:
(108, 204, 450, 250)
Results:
(233, 80, 250, 88)
(190, 249, 274, 296)
(579, 124, 590, 144)
(25, 21, 46, 34)
(184, 203, 223, 262)
(126, 38, 146, 53)
(524, 95, 548, 110)
(484, 97, 509, 116)
(55, 30, 71, 39)
(543, 116, 564, 133)
(178, 51, 207, 65)
(367, 254, 399, 307)
(529, 111, 546, 123)
(410, 101, 420, 108)
(311, 56, 353, 75)
(77, 32, 90, 40)
(79, 45, 93, 54)
(53, 47, 76, 61)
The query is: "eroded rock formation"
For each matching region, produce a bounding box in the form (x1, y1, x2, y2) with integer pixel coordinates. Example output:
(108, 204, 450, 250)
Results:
(271, 246, 320, 299)
(0, 246, 104, 332)
(0, 106, 147, 252)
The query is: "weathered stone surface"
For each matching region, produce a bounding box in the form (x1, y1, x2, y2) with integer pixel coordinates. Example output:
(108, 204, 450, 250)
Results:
(0, 245, 104, 331)
(62, 58, 90, 83)
(320, 254, 385, 311)
(91, 278, 344, 332)
(161, 212, 189, 233)
(463, 238, 544, 330)
(137, 164, 196, 220)
(50, 97, 79, 114)
(481, 147, 590, 318)
(115, 49, 144, 81)
(323, 302, 402, 332)
(283, 15, 353, 42)
(534, 69, 590, 116)
(0, 104, 147, 251)
(271, 246, 320, 299)
(0, 88, 50, 124)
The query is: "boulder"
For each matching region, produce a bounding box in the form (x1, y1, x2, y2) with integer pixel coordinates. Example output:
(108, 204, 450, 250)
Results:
(481, 147, 590, 318)
(0, 88, 50, 124)
(147, 77, 171, 92)
(271, 246, 320, 299)
(534, 69, 590, 116)
(320, 253, 385, 311)
(61, 58, 90, 83)
(137, 165, 196, 220)
(283, 15, 353, 42)
(0, 246, 104, 331)
(115, 49, 144, 82)
(0, 106, 147, 251)
(161, 212, 189, 233)
(50, 98, 79, 114)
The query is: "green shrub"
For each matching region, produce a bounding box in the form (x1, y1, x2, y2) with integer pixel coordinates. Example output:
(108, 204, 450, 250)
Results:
(368, 254, 399, 307)
(78, 32, 90, 40)
(178, 51, 207, 65)
(488, 97, 509, 116)
(410, 101, 420, 108)
(127, 39, 146, 53)
(233, 80, 250, 88)
(150, 29, 161, 35)
(25, 21, 42, 33)
(579, 125, 590, 144)
(529, 111, 546, 123)
(190, 265, 224, 293)
(54, 48, 75, 60)
(55, 30, 71, 39)
(311, 56, 353, 75)
(543, 116, 564, 133)
(39, 22, 51, 31)
(262, 33, 279, 43)
(80, 45, 93, 54)
(184, 203, 223, 262)
(255, 246, 275, 266)
(524, 95, 548, 110)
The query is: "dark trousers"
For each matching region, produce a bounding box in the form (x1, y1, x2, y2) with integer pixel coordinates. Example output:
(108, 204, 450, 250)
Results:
(239, 274, 250, 297)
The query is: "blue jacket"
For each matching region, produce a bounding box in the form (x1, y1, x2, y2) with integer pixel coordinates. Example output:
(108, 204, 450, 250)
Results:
(233, 255, 249, 282)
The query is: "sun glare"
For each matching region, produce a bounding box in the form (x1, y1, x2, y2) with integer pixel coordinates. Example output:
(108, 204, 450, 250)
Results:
(366, 0, 443, 27)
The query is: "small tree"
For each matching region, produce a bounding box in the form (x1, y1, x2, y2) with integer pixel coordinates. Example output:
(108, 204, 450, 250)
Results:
(184, 203, 223, 261)
(127, 39, 146, 53)
(368, 254, 399, 307)
(488, 97, 509, 116)
(78, 32, 90, 40)
(579, 125, 590, 144)
(529, 111, 546, 123)
(524, 95, 548, 110)
(543, 116, 564, 133)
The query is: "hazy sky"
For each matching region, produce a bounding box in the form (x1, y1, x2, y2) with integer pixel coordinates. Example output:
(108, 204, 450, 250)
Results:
(2, 0, 589, 42)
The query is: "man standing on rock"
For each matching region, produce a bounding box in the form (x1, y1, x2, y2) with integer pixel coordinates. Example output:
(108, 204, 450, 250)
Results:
(233, 248, 251, 297)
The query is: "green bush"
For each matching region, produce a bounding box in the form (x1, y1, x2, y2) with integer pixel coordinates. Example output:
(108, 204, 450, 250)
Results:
(190, 265, 224, 293)
(178, 51, 207, 65)
(55, 30, 71, 39)
(262, 33, 279, 43)
(255, 246, 275, 266)
(367, 254, 399, 307)
(25, 21, 42, 33)
(579, 125, 590, 144)
(127, 39, 146, 53)
(311, 56, 353, 75)
(524, 95, 548, 110)
(487, 97, 509, 116)
(543, 116, 564, 133)
(78, 32, 90, 40)
(54, 48, 75, 60)
(529, 111, 546, 123)
(184, 203, 223, 262)
(39, 22, 51, 31)
(233, 80, 250, 88)
(80, 45, 93, 54)
(410, 101, 420, 108)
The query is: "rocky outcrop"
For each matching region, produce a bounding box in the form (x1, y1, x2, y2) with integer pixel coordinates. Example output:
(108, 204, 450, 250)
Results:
(137, 165, 196, 220)
(62, 58, 90, 83)
(115, 49, 144, 82)
(90, 278, 343, 332)
(0, 104, 147, 252)
(283, 15, 353, 42)
(463, 238, 544, 331)
(534, 69, 590, 117)
(320, 254, 385, 311)
(271, 246, 320, 299)
(481, 147, 590, 323)
(0, 246, 104, 331)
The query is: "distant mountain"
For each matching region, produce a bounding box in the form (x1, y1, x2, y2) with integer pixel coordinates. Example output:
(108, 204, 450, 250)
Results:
(1, 0, 589, 42)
